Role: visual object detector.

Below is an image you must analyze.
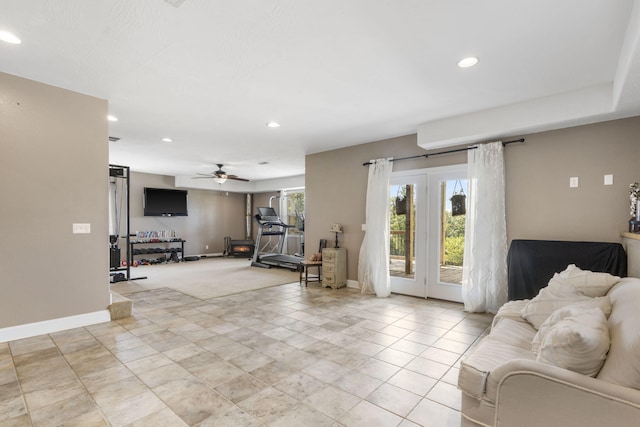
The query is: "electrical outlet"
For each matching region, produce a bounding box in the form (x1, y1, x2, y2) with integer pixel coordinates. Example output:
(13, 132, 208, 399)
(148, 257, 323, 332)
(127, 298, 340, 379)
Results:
(205, 245, 209, 250)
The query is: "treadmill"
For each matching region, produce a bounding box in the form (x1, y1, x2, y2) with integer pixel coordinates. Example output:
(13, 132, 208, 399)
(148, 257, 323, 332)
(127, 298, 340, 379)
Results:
(251, 207, 303, 270)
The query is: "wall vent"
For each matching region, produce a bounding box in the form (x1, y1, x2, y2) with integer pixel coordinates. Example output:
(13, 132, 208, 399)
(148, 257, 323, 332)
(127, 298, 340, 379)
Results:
(108, 136, 121, 142)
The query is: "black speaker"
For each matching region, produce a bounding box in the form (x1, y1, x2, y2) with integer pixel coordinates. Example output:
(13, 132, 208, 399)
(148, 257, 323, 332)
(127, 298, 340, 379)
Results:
(110, 247, 121, 269)
(110, 273, 126, 283)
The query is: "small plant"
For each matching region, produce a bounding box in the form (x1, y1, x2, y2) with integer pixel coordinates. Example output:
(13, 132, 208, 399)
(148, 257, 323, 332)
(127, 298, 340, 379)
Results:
(444, 211, 465, 266)
(445, 235, 465, 266)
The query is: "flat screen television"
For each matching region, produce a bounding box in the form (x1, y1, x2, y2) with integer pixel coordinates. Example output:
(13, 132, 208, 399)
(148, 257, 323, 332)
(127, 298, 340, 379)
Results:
(143, 188, 188, 216)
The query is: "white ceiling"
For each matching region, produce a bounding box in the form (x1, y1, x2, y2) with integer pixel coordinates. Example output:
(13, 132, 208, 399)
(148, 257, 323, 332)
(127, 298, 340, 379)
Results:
(2, 0, 640, 187)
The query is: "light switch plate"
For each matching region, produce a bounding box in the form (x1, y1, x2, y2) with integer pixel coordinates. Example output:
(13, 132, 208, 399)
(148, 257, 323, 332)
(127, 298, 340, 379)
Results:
(569, 177, 579, 188)
(604, 174, 614, 185)
(72, 223, 91, 234)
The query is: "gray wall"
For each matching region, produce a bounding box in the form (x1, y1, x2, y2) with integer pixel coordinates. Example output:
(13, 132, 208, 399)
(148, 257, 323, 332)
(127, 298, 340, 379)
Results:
(0, 72, 110, 328)
(305, 116, 640, 282)
(505, 118, 639, 241)
(128, 172, 247, 256)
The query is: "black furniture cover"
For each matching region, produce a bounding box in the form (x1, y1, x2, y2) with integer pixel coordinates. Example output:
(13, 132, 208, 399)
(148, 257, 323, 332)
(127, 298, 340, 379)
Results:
(507, 240, 627, 301)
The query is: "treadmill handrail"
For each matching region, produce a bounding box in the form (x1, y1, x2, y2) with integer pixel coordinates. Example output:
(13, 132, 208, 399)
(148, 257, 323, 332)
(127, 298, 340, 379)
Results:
(260, 220, 292, 227)
(254, 214, 293, 228)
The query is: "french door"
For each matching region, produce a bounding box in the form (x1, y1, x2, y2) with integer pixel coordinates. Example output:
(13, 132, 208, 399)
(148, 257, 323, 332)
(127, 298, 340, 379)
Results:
(389, 174, 427, 297)
(389, 165, 467, 302)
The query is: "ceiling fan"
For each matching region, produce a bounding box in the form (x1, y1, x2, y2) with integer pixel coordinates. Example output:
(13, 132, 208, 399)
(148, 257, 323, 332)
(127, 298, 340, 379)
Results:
(193, 164, 249, 184)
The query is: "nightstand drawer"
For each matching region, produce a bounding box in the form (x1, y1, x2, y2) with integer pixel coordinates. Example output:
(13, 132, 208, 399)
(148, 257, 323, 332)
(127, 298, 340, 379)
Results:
(323, 273, 336, 284)
(323, 251, 335, 262)
(323, 264, 335, 273)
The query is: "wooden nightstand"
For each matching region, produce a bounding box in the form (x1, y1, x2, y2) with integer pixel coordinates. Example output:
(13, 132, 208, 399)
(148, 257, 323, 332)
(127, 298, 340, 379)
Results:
(322, 247, 347, 289)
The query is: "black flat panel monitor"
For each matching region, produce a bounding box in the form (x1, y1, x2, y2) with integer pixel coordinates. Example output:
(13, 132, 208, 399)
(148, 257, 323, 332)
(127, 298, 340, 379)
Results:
(144, 188, 188, 216)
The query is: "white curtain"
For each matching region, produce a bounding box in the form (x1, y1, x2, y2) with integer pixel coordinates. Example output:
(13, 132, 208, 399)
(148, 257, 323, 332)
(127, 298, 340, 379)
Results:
(462, 142, 508, 313)
(359, 158, 393, 297)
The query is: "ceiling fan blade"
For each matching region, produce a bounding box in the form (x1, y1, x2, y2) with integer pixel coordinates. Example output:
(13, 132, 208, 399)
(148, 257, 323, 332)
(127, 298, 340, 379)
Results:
(194, 165, 249, 182)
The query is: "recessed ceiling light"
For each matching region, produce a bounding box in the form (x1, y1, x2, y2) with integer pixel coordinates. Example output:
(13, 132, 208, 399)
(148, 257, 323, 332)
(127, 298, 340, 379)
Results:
(266, 121, 280, 128)
(162, 137, 173, 142)
(0, 31, 21, 44)
(458, 56, 479, 68)
(107, 115, 118, 122)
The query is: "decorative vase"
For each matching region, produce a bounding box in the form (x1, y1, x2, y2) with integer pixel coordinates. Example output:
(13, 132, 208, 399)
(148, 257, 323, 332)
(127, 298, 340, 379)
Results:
(630, 218, 640, 233)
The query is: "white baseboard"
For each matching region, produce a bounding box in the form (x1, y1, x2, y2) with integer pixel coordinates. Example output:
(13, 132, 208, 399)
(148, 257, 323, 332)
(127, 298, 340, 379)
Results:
(0, 310, 111, 343)
(196, 252, 224, 258)
(347, 279, 361, 289)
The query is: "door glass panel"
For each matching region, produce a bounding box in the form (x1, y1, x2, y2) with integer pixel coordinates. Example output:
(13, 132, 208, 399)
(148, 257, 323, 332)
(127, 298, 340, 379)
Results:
(439, 179, 466, 284)
(281, 190, 305, 255)
(389, 184, 416, 279)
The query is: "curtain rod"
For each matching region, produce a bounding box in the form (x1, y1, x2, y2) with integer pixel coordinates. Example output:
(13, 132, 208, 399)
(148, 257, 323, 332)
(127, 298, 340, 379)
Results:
(362, 138, 525, 166)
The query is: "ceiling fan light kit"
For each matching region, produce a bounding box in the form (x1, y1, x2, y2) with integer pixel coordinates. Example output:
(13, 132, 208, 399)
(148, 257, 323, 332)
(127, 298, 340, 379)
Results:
(192, 163, 249, 184)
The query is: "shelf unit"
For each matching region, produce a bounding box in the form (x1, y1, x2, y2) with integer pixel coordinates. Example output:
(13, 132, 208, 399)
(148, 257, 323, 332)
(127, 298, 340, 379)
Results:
(129, 239, 186, 264)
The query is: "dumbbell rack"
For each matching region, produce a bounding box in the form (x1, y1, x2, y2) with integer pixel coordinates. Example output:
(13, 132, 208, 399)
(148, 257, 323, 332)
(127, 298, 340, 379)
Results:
(129, 239, 186, 266)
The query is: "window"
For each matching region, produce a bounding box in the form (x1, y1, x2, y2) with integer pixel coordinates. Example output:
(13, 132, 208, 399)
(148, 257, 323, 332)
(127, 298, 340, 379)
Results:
(281, 189, 305, 255)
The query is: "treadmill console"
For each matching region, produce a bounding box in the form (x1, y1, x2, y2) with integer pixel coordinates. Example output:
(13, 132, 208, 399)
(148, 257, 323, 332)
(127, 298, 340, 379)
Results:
(257, 207, 281, 223)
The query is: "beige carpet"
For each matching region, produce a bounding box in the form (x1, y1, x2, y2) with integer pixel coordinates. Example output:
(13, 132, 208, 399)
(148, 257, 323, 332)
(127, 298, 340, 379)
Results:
(119, 257, 299, 300)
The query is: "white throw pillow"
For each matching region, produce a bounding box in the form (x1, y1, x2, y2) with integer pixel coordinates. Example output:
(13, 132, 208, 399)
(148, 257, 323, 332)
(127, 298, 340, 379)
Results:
(533, 304, 610, 377)
(532, 299, 610, 352)
(521, 287, 611, 330)
(546, 264, 620, 298)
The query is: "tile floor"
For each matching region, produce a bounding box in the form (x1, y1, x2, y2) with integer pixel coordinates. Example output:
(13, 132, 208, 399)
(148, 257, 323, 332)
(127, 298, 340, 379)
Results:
(0, 282, 493, 426)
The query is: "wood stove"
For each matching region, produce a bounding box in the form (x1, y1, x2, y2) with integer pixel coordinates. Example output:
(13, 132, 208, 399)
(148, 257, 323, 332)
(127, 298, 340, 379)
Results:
(229, 240, 255, 257)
